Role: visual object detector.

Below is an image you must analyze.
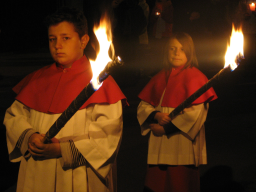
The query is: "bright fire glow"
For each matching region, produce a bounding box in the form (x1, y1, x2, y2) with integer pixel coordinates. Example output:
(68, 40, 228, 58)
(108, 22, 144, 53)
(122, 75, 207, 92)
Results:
(224, 24, 244, 70)
(89, 14, 113, 90)
(249, 3, 255, 11)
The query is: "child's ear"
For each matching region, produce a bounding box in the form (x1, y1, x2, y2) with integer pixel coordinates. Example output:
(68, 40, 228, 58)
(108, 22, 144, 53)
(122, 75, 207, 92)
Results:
(81, 34, 90, 49)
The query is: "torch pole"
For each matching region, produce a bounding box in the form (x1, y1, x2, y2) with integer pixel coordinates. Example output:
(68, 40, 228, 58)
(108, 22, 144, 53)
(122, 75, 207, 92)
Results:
(169, 66, 231, 119)
(42, 56, 123, 144)
(42, 82, 95, 143)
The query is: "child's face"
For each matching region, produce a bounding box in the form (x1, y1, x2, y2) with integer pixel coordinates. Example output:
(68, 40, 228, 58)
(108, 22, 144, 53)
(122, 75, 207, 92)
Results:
(48, 21, 89, 68)
(167, 38, 188, 68)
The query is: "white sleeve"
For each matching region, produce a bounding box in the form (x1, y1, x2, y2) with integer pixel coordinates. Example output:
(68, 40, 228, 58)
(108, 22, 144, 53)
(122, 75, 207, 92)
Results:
(73, 100, 123, 177)
(137, 100, 156, 135)
(3, 100, 35, 162)
(171, 103, 209, 140)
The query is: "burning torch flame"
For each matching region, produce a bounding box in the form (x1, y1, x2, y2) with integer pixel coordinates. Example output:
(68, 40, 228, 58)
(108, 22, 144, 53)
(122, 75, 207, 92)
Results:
(224, 24, 244, 71)
(89, 15, 113, 90)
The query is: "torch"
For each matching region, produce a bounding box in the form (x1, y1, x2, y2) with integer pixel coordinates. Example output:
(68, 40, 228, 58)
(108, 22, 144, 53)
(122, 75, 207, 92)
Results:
(169, 24, 244, 120)
(42, 15, 122, 144)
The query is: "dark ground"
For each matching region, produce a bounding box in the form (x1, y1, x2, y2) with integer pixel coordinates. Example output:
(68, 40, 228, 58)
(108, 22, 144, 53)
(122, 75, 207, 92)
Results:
(1, 34, 256, 192)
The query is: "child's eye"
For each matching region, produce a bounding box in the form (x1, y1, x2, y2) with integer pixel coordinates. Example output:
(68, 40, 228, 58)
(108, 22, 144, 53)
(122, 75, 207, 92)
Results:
(63, 37, 70, 41)
(49, 38, 56, 42)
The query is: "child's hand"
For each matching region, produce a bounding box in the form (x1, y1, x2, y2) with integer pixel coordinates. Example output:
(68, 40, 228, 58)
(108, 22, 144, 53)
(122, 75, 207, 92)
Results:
(150, 123, 165, 136)
(40, 134, 60, 143)
(154, 112, 171, 126)
(28, 133, 61, 160)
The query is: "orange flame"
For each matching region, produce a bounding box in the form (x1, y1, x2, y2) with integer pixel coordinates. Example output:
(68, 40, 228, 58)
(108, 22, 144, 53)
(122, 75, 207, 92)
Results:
(249, 3, 255, 11)
(224, 24, 244, 70)
(89, 14, 113, 90)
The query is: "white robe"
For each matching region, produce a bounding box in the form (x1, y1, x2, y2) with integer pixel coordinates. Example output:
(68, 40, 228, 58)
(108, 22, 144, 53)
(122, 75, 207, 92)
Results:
(137, 100, 209, 167)
(4, 100, 123, 192)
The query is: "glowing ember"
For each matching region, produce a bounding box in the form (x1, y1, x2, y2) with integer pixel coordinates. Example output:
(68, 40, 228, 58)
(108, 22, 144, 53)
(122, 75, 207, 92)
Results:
(224, 24, 244, 71)
(89, 14, 113, 90)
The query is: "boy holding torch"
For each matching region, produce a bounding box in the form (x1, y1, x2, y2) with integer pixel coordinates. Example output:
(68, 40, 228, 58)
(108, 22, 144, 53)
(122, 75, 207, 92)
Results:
(4, 7, 126, 192)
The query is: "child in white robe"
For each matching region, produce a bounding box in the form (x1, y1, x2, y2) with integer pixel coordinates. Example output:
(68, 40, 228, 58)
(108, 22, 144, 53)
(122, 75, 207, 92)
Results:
(137, 32, 217, 192)
(4, 7, 127, 192)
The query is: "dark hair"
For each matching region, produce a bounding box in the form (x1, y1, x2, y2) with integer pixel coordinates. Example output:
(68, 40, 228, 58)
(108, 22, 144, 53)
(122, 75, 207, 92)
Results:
(163, 32, 198, 69)
(44, 7, 88, 38)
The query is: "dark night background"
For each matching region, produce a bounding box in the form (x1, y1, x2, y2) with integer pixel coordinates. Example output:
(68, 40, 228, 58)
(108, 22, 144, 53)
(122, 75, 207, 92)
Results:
(1, 0, 256, 192)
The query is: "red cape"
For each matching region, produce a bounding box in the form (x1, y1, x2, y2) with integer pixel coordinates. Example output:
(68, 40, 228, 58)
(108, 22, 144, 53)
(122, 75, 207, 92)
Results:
(13, 55, 127, 113)
(138, 66, 217, 108)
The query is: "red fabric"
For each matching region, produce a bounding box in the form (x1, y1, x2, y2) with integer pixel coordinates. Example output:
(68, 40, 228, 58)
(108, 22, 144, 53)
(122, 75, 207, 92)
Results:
(145, 165, 200, 192)
(138, 66, 217, 108)
(13, 55, 127, 113)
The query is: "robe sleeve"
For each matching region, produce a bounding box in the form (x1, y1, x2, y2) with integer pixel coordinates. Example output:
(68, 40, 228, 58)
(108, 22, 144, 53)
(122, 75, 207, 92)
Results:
(3, 100, 36, 162)
(137, 100, 157, 135)
(171, 103, 209, 140)
(137, 100, 209, 140)
(59, 140, 88, 169)
(72, 100, 123, 178)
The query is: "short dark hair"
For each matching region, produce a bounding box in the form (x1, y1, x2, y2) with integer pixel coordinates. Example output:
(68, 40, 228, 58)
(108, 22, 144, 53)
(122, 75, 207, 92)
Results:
(163, 32, 198, 69)
(44, 7, 88, 38)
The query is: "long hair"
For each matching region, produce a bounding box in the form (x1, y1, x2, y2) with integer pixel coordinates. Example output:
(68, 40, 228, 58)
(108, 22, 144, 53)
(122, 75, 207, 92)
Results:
(163, 32, 198, 70)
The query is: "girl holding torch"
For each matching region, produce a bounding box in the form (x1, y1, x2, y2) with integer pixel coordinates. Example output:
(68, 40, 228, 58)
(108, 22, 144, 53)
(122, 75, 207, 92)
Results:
(137, 32, 217, 192)
(4, 7, 127, 192)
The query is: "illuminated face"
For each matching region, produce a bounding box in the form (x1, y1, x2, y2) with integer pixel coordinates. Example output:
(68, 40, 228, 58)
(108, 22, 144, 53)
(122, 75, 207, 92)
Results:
(48, 21, 89, 68)
(168, 38, 188, 68)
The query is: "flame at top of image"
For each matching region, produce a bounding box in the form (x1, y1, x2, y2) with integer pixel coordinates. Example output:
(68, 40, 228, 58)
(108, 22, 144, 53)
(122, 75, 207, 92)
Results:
(89, 14, 113, 90)
(224, 24, 244, 71)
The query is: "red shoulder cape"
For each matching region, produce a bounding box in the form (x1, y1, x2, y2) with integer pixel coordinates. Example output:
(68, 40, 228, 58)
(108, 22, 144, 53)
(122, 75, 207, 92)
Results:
(138, 66, 217, 108)
(13, 55, 127, 113)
